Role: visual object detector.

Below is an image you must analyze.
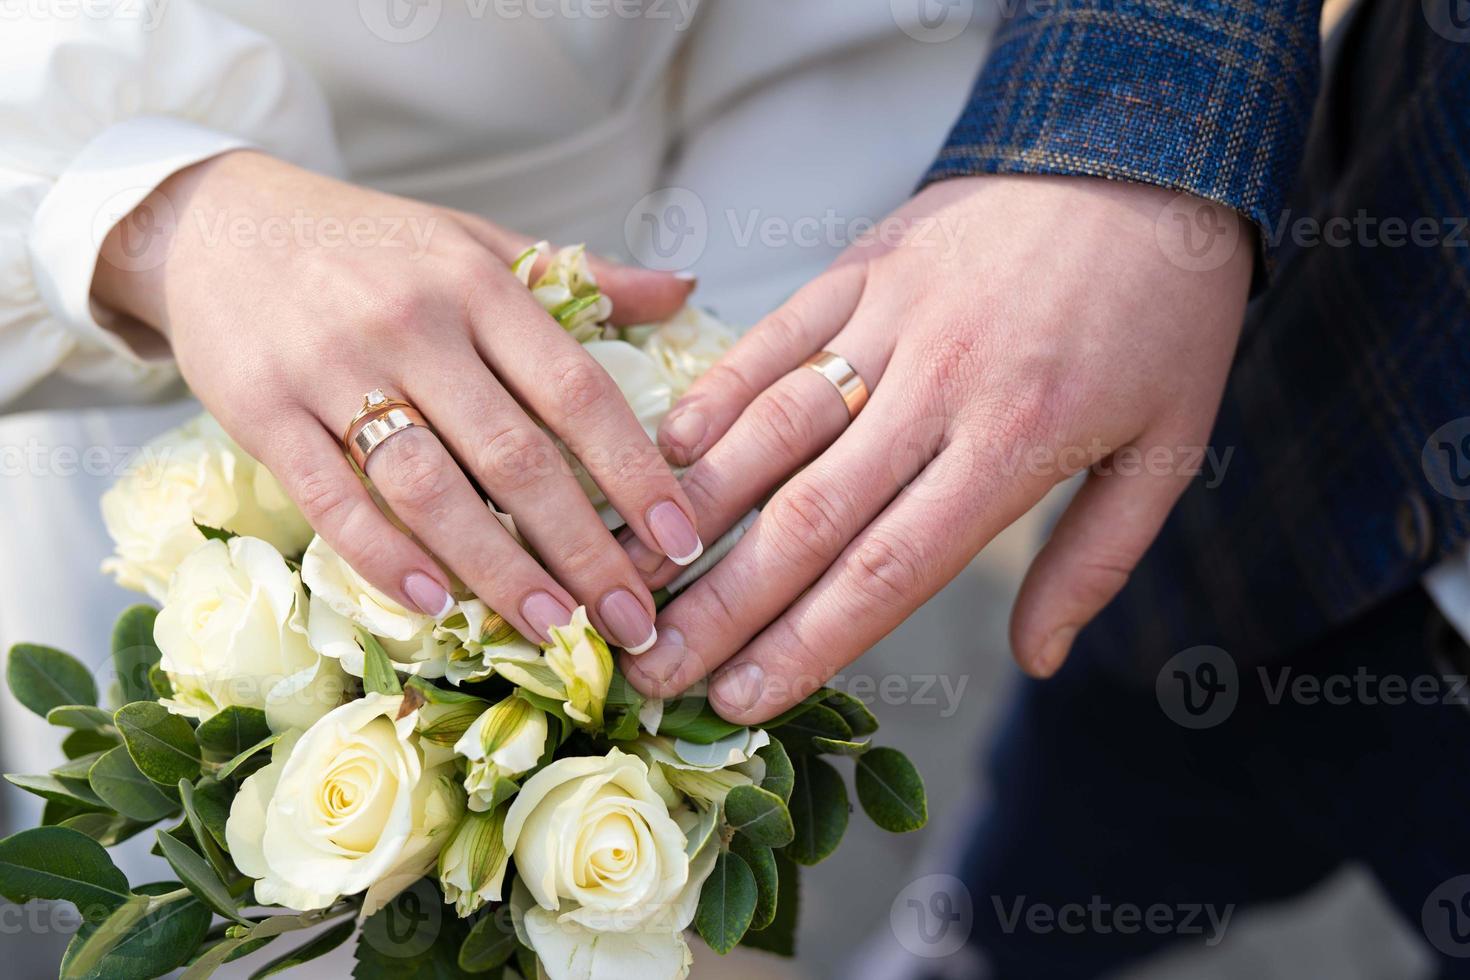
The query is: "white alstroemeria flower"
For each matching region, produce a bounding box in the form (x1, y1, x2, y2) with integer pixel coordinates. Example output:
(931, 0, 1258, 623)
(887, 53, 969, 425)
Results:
(454, 695, 548, 811)
(437, 599, 542, 686)
(438, 807, 510, 917)
(101, 413, 311, 600)
(525, 244, 613, 342)
(154, 536, 345, 732)
(488, 607, 612, 729)
(302, 535, 456, 679)
(226, 693, 465, 915)
(635, 306, 738, 397)
(631, 728, 771, 807)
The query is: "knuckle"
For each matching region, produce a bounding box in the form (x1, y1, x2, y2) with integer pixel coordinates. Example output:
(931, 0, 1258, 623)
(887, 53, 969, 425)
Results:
(924, 329, 985, 402)
(553, 532, 612, 581)
(477, 424, 556, 493)
(551, 356, 613, 421)
(768, 481, 849, 565)
(845, 534, 926, 611)
(291, 464, 356, 531)
(756, 623, 831, 698)
(602, 441, 660, 490)
(703, 360, 759, 404)
(753, 307, 807, 360)
(678, 461, 724, 519)
(375, 433, 453, 511)
(370, 283, 433, 335)
(1066, 553, 1135, 611)
(749, 385, 814, 458)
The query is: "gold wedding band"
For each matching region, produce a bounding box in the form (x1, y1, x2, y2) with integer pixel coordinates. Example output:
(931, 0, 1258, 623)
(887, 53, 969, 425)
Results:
(344, 388, 429, 471)
(802, 351, 869, 419)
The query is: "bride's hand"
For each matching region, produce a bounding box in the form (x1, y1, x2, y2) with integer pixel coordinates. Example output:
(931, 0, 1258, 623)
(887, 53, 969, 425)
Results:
(93, 150, 701, 651)
(619, 174, 1252, 720)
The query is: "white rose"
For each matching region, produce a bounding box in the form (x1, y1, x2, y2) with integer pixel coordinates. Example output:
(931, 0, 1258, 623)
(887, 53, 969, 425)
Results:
(102, 414, 311, 600)
(302, 535, 455, 679)
(454, 696, 547, 811)
(635, 307, 737, 397)
(488, 607, 612, 729)
(226, 693, 465, 915)
(504, 750, 716, 980)
(154, 537, 346, 732)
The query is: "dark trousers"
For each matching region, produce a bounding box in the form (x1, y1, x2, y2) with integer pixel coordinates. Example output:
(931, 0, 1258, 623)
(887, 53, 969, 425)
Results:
(946, 585, 1470, 978)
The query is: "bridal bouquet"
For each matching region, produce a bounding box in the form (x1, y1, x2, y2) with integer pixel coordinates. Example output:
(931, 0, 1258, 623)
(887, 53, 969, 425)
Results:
(0, 247, 927, 980)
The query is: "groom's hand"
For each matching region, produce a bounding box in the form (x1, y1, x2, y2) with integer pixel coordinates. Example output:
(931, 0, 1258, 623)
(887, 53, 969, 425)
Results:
(619, 174, 1252, 723)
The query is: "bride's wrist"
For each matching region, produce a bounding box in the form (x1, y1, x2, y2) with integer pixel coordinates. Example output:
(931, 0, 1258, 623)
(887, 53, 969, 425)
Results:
(90, 150, 244, 336)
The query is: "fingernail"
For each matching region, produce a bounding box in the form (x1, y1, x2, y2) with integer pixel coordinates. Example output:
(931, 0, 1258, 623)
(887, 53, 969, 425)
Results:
(712, 662, 766, 714)
(646, 500, 703, 566)
(521, 591, 574, 642)
(623, 533, 668, 576)
(661, 408, 708, 459)
(404, 572, 454, 618)
(599, 589, 657, 653)
(674, 270, 698, 285)
(1033, 626, 1078, 677)
(633, 627, 685, 683)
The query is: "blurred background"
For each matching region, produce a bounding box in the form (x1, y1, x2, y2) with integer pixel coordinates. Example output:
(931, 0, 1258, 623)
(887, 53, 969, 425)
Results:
(0, 0, 1434, 977)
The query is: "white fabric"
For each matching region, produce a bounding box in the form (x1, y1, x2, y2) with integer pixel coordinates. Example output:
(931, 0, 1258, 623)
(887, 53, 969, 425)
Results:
(0, 9, 991, 966)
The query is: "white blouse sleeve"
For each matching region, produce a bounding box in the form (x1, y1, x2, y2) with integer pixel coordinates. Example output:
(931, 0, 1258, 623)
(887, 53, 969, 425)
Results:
(0, 2, 344, 409)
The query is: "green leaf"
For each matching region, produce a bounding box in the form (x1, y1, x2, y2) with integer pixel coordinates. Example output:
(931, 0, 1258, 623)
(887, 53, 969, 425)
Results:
(854, 747, 928, 833)
(64, 729, 119, 759)
(822, 689, 879, 737)
(149, 664, 174, 699)
(43, 797, 90, 826)
(111, 605, 162, 705)
(216, 733, 279, 781)
(786, 755, 848, 866)
(5, 773, 106, 810)
(354, 880, 478, 979)
(603, 670, 646, 742)
(757, 739, 794, 804)
(250, 919, 355, 979)
(459, 911, 518, 972)
(60, 812, 150, 848)
(89, 746, 179, 822)
(115, 701, 201, 785)
(729, 836, 778, 931)
(196, 706, 271, 760)
(723, 784, 795, 848)
(179, 780, 234, 880)
(656, 695, 744, 744)
(187, 777, 234, 852)
(359, 628, 403, 696)
(52, 751, 108, 781)
(811, 735, 870, 757)
(771, 704, 851, 753)
(156, 829, 248, 924)
(8, 643, 97, 717)
(48, 705, 115, 731)
(695, 849, 757, 955)
(194, 522, 236, 543)
(0, 826, 133, 921)
(61, 882, 210, 980)
(739, 850, 799, 956)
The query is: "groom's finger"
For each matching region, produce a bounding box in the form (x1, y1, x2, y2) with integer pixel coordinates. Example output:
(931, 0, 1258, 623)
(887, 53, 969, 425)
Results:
(620, 383, 918, 699)
(703, 440, 1045, 725)
(1008, 429, 1199, 678)
(655, 262, 867, 466)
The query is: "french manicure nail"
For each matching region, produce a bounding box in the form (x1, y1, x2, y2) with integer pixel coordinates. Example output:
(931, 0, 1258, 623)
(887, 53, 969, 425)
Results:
(712, 662, 766, 714)
(599, 589, 657, 653)
(661, 408, 708, 459)
(647, 499, 704, 566)
(634, 628, 685, 684)
(674, 270, 698, 284)
(522, 591, 574, 642)
(404, 572, 454, 618)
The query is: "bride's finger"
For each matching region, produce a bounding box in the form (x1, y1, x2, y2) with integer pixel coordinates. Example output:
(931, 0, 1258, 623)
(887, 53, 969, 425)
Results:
(345, 396, 581, 643)
(448, 213, 693, 325)
(621, 322, 896, 586)
(620, 378, 919, 700)
(656, 262, 868, 466)
(256, 419, 457, 617)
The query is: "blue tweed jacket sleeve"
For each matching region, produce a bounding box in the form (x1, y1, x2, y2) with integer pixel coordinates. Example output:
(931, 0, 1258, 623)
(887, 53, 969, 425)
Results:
(925, 0, 1324, 256)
